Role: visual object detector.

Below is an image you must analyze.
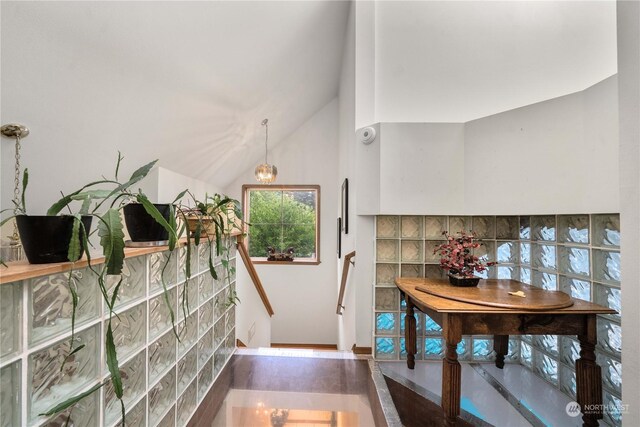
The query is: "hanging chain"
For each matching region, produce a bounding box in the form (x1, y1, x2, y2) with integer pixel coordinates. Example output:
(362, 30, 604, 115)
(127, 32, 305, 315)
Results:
(263, 119, 269, 164)
(10, 135, 21, 244)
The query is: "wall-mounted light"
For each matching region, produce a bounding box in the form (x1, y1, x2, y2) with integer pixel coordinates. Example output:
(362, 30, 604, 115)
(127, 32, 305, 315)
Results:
(255, 118, 278, 184)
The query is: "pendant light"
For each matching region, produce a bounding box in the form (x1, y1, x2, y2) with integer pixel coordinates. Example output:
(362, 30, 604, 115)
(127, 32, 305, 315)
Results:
(254, 118, 278, 184)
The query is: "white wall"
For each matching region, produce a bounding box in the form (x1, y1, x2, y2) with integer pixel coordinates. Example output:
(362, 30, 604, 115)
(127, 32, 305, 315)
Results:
(225, 99, 340, 345)
(465, 76, 619, 215)
(617, 1, 640, 423)
(373, 0, 617, 123)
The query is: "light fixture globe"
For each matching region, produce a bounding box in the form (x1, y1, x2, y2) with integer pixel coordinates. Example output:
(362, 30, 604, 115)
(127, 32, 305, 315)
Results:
(255, 118, 278, 184)
(255, 163, 278, 184)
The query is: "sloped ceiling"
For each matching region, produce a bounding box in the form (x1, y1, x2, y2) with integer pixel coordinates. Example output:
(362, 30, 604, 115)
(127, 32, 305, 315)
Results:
(1, 1, 350, 190)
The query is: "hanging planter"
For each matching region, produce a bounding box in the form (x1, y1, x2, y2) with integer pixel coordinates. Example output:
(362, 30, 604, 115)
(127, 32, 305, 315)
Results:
(16, 215, 92, 264)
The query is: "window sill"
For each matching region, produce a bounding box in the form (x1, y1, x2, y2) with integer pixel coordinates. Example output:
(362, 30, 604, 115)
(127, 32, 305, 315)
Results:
(251, 258, 321, 266)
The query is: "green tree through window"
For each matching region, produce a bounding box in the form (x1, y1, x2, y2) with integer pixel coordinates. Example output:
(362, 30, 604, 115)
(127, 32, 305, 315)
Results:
(244, 187, 319, 259)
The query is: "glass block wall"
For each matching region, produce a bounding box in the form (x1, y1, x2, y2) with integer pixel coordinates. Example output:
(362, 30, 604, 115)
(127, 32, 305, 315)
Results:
(374, 215, 622, 426)
(0, 239, 237, 427)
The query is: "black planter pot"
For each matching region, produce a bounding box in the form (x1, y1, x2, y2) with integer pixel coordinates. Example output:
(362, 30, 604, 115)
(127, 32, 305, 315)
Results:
(16, 215, 93, 264)
(123, 203, 172, 242)
(448, 272, 480, 287)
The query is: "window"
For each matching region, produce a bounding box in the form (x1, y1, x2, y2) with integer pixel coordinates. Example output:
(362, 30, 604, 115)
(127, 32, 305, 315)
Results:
(242, 185, 320, 264)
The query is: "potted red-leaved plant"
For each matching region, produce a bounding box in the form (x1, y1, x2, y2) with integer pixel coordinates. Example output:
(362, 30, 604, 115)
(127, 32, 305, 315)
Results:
(434, 231, 497, 287)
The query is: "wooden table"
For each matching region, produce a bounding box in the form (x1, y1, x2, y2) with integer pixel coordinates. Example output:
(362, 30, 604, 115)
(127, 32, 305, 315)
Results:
(395, 277, 617, 427)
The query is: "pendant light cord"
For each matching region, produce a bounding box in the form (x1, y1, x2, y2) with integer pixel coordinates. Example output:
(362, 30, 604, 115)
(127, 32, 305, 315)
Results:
(262, 118, 269, 164)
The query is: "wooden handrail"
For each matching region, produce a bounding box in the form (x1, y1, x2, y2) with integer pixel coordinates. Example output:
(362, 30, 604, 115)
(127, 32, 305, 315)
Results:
(236, 235, 275, 317)
(337, 251, 356, 315)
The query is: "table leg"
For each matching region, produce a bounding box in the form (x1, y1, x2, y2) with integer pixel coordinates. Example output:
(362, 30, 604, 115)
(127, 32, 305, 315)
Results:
(493, 335, 509, 369)
(576, 315, 603, 427)
(442, 314, 462, 427)
(405, 297, 417, 369)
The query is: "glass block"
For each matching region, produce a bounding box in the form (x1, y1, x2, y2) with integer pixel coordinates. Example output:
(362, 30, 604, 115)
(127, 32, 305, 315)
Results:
(519, 216, 531, 240)
(401, 216, 423, 238)
(593, 249, 621, 285)
(424, 315, 442, 334)
(400, 312, 421, 335)
(199, 299, 215, 335)
(224, 333, 235, 360)
(29, 324, 100, 420)
(123, 397, 146, 427)
(47, 387, 98, 427)
(157, 405, 175, 427)
(177, 346, 197, 396)
(520, 243, 531, 265)
(376, 240, 399, 263)
(226, 307, 235, 333)
(520, 267, 531, 284)
(150, 251, 178, 292)
(107, 255, 146, 309)
(474, 241, 495, 263)
(149, 330, 176, 384)
(534, 350, 558, 384)
(148, 367, 176, 426)
(558, 246, 590, 278)
(598, 352, 622, 395)
(532, 270, 557, 290)
(376, 264, 399, 285)
(531, 216, 556, 241)
(424, 240, 445, 264)
(149, 288, 177, 340)
(597, 317, 622, 356)
(593, 214, 620, 248)
(496, 216, 519, 239)
(472, 338, 494, 360)
(214, 317, 226, 348)
(401, 240, 423, 263)
(214, 349, 226, 375)
(533, 335, 558, 356)
(559, 276, 591, 301)
(472, 216, 495, 239)
(197, 357, 213, 400)
(177, 313, 197, 357)
(29, 268, 99, 345)
(496, 241, 518, 263)
(198, 241, 213, 273)
(557, 215, 589, 244)
(425, 216, 447, 239)
(214, 289, 227, 321)
(177, 379, 197, 426)
(108, 303, 146, 363)
(594, 283, 621, 319)
(456, 337, 471, 360)
(199, 273, 214, 303)
(424, 338, 444, 359)
(507, 339, 520, 362)
(497, 266, 519, 280)
(449, 216, 472, 234)
(560, 336, 581, 366)
(400, 264, 423, 278)
(531, 244, 556, 271)
(213, 265, 226, 294)
(0, 361, 20, 427)
(425, 265, 446, 280)
(375, 337, 397, 359)
(520, 342, 532, 367)
(376, 216, 399, 238)
(559, 366, 577, 399)
(603, 391, 623, 426)
(0, 282, 21, 360)
(178, 244, 199, 283)
(198, 328, 214, 368)
(178, 280, 198, 320)
(104, 350, 145, 426)
(375, 312, 397, 335)
(400, 337, 423, 361)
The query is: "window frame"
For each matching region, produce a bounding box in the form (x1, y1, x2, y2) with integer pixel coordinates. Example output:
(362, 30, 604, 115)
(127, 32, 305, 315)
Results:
(242, 184, 321, 265)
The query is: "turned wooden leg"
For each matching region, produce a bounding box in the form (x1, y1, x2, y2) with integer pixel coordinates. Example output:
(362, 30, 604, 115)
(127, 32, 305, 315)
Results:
(405, 297, 417, 370)
(576, 315, 603, 427)
(494, 335, 509, 369)
(442, 314, 462, 427)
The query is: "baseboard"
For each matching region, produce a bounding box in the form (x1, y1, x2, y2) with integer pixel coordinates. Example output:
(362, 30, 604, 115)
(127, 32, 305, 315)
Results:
(271, 343, 338, 350)
(352, 344, 372, 355)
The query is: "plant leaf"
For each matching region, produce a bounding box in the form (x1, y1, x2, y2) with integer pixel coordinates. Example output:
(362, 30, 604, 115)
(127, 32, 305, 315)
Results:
(128, 159, 157, 183)
(98, 208, 125, 275)
(67, 217, 82, 262)
(105, 322, 123, 398)
(39, 382, 104, 416)
(21, 168, 28, 213)
(70, 189, 113, 201)
(47, 179, 116, 216)
(115, 151, 123, 180)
